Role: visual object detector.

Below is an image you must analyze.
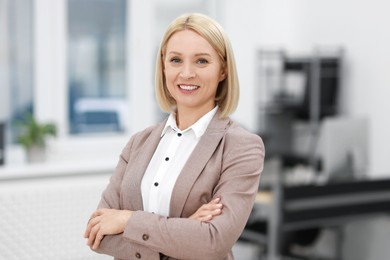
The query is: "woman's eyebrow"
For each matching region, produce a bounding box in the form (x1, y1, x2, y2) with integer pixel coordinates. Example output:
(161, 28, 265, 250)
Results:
(195, 53, 212, 57)
(167, 51, 181, 55)
(166, 51, 212, 57)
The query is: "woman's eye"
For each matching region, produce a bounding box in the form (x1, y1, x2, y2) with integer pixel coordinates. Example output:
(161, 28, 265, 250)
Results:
(170, 57, 181, 64)
(197, 58, 208, 65)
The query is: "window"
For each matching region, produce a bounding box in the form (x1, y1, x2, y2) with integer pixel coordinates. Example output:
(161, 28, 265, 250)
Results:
(1, 1, 221, 166)
(67, 0, 127, 134)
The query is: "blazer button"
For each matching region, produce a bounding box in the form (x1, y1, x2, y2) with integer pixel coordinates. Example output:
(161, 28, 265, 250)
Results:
(135, 252, 141, 258)
(142, 234, 149, 241)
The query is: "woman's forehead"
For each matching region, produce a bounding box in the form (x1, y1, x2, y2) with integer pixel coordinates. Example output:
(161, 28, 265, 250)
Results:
(165, 30, 218, 57)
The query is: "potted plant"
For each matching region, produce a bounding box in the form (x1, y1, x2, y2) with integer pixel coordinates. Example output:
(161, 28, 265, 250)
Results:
(17, 113, 57, 163)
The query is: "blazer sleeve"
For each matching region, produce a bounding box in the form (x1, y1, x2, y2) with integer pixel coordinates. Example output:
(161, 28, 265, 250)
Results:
(91, 135, 133, 258)
(122, 131, 265, 260)
(92, 134, 162, 260)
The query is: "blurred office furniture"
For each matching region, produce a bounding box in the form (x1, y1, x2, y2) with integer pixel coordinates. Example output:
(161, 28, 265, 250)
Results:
(241, 178, 390, 260)
(249, 47, 377, 259)
(250, 115, 370, 259)
(259, 115, 369, 188)
(73, 98, 127, 134)
(0, 122, 4, 165)
(317, 116, 369, 182)
(257, 48, 343, 174)
(0, 165, 112, 259)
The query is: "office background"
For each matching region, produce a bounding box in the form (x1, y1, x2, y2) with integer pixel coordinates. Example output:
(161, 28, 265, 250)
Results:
(1, 0, 390, 259)
(2, 0, 390, 176)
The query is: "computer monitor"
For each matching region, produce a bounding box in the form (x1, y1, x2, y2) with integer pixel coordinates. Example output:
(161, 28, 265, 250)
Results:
(317, 116, 369, 181)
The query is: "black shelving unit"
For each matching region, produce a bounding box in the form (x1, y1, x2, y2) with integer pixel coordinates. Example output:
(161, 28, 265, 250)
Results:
(258, 48, 343, 172)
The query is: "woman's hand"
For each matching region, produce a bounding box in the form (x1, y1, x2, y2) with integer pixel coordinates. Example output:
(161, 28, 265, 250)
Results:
(189, 198, 223, 222)
(84, 208, 133, 250)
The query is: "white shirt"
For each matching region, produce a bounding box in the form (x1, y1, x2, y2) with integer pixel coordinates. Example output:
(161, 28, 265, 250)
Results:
(141, 106, 218, 216)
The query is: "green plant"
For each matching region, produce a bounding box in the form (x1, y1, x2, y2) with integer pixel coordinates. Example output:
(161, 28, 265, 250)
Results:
(17, 113, 57, 149)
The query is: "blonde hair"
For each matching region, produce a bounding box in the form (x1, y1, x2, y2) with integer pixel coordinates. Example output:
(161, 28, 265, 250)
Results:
(155, 13, 239, 118)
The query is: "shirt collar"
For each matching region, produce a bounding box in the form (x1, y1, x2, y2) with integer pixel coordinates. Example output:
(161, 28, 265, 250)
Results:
(161, 106, 218, 138)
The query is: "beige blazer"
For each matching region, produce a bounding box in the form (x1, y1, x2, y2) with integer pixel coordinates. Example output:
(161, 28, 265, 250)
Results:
(94, 111, 265, 260)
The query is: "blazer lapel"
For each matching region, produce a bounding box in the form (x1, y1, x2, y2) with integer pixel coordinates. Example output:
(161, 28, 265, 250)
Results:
(125, 121, 166, 211)
(169, 113, 231, 217)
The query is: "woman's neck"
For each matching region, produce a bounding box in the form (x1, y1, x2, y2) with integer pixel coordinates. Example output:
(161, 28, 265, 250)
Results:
(175, 105, 215, 130)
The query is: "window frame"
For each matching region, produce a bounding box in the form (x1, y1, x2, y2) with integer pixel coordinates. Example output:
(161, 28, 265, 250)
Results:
(30, 0, 158, 164)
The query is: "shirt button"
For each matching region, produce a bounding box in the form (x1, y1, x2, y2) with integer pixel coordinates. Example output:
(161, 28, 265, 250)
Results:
(177, 133, 182, 137)
(142, 234, 149, 241)
(135, 252, 141, 258)
(165, 157, 169, 161)
(154, 182, 159, 187)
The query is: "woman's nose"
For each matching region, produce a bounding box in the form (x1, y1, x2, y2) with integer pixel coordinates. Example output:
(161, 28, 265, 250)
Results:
(179, 63, 195, 80)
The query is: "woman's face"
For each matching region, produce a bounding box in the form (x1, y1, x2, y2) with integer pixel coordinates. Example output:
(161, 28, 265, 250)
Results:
(163, 29, 226, 115)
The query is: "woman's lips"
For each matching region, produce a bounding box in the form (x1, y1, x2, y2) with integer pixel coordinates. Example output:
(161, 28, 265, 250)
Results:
(178, 84, 199, 90)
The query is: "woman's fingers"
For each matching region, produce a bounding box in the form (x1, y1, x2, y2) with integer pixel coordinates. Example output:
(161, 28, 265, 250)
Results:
(84, 215, 101, 238)
(189, 198, 223, 221)
(199, 214, 213, 222)
(87, 223, 100, 247)
(89, 209, 101, 220)
(201, 200, 223, 213)
(197, 208, 222, 222)
(85, 208, 133, 249)
(210, 197, 221, 204)
(86, 216, 110, 249)
(84, 208, 111, 238)
(92, 230, 105, 250)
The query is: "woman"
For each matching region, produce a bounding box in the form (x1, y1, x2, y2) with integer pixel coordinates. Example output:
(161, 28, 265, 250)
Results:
(84, 13, 265, 260)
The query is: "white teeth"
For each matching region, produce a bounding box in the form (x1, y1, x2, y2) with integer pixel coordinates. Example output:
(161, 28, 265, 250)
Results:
(179, 85, 199, 90)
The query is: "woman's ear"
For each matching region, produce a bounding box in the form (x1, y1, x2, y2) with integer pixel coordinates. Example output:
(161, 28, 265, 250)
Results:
(219, 68, 227, 82)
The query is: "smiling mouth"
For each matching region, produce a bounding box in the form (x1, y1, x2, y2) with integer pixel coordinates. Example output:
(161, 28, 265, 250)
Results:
(178, 84, 199, 91)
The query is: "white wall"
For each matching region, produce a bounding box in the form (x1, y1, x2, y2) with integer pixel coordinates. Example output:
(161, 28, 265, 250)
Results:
(223, 0, 390, 177)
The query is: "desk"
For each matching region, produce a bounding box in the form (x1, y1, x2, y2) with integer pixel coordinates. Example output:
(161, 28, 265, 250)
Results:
(245, 178, 390, 260)
(249, 189, 282, 260)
